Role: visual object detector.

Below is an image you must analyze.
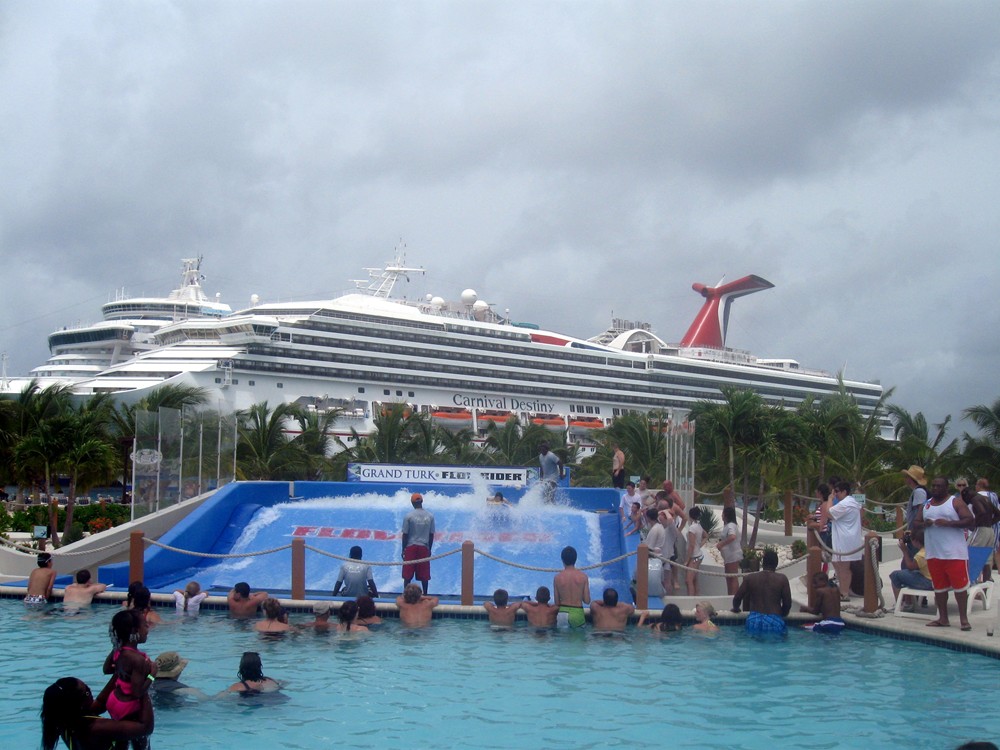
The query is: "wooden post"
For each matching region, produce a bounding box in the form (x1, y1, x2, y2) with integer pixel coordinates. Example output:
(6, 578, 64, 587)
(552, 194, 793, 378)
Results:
(895, 507, 905, 538)
(129, 531, 145, 584)
(291, 538, 305, 600)
(783, 489, 793, 537)
(862, 532, 878, 614)
(806, 543, 822, 612)
(635, 543, 649, 611)
(461, 541, 474, 606)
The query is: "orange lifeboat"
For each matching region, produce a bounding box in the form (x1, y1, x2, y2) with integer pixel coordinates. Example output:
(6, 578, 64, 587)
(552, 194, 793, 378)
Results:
(431, 407, 474, 430)
(568, 417, 604, 436)
(531, 413, 566, 432)
(478, 410, 514, 427)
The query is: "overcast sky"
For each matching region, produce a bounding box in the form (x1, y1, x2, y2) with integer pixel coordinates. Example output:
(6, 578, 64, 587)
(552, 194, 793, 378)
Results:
(2, 1, 998, 441)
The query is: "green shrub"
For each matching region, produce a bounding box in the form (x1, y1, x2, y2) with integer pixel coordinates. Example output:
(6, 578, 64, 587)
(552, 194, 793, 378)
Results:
(62, 523, 85, 546)
(791, 539, 807, 559)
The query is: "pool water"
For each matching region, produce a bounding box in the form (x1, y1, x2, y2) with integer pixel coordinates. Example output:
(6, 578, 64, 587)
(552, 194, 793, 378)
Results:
(3, 600, 997, 749)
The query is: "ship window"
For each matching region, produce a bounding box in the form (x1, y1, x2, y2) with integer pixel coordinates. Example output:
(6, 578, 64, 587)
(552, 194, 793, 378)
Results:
(358, 387, 365, 393)
(408, 391, 414, 397)
(215, 378, 222, 384)
(396, 390, 402, 396)
(248, 380, 255, 386)
(277, 383, 283, 389)
(231, 379, 238, 385)
(383, 389, 390, 395)
(595, 407, 601, 414)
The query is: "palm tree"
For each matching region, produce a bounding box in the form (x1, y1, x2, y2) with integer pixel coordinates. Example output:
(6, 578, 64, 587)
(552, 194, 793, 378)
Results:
(5, 381, 75, 502)
(236, 401, 308, 480)
(690, 387, 765, 511)
(964, 399, 1000, 443)
(290, 406, 343, 480)
(56, 396, 119, 538)
(887, 404, 959, 478)
(962, 399, 1000, 485)
(481, 416, 551, 466)
(828, 390, 895, 497)
(797, 393, 857, 486)
(745, 405, 803, 548)
(603, 411, 670, 484)
(435, 426, 486, 465)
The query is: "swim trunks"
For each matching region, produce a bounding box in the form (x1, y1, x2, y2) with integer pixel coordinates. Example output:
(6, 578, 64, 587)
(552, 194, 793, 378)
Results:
(23, 594, 47, 606)
(804, 617, 845, 634)
(745, 611, 787, 636)
(557, 605, 586, 629)
(402, 544, 431, 582)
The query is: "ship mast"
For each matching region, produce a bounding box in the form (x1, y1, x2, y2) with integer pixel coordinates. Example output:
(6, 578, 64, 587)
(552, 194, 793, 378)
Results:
(354, 242, 425, 298)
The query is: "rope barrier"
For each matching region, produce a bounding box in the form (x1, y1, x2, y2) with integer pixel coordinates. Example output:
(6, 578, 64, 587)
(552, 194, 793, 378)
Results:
(0, 535, 129, 557)
(473, 548, 636, 573)
(302, 546, 462, 566)
(144, 538, 293, 558)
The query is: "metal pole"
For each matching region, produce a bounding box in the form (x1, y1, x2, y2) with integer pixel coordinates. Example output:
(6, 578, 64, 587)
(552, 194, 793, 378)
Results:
(130, 435, 137, 523)
(178, 406, 185, 506)
(216, 410, 223, 489)
(197, 421, 203, 496)
(155, 411, 162, 513)
(232, 414, 238, 482)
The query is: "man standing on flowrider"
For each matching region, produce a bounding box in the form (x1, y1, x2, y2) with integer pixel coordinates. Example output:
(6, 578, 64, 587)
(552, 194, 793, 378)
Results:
(401, 493, 435, 595)
(538, 442, 564, 503)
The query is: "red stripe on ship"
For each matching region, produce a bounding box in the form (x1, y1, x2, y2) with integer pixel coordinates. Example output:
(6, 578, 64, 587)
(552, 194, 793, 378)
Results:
(530, 333, 569, 346)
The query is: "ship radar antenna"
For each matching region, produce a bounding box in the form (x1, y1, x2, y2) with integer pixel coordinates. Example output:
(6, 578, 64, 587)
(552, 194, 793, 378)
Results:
(353, 240, 425, 298)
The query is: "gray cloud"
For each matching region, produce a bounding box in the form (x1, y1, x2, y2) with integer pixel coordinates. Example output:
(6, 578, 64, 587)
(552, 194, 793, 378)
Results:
(2, 0, 999, 439)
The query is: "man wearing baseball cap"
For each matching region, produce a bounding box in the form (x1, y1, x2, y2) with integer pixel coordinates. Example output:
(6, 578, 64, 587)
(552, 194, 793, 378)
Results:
(401, 493, 435, 595)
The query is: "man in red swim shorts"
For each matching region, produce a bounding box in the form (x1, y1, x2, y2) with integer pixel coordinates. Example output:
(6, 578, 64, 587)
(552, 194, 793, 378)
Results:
(401, 493, 435, 595)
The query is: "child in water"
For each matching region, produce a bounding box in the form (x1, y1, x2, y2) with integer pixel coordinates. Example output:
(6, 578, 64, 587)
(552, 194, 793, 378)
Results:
(173, 581, 209, 615)
(102, 610, 156, 749)
(799, 571, 845, 633)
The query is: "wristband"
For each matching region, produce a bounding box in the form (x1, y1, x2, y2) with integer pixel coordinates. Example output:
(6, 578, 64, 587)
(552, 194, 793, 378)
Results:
(146, 674, 156, 682)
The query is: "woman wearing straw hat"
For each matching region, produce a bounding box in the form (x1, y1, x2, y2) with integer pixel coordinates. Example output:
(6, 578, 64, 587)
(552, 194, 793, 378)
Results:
(902, 465, 928, 531)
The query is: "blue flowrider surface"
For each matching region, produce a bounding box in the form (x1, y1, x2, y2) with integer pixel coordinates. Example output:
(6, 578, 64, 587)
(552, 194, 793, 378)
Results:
(105, 482, 629, 601)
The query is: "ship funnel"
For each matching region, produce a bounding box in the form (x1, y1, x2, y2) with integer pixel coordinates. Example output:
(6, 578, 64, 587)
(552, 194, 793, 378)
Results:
(679, 275, 774, 349)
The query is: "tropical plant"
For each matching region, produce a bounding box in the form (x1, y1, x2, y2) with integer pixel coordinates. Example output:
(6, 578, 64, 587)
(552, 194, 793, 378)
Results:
(236, 401, 309, 480)
(690, 387, 765, 509)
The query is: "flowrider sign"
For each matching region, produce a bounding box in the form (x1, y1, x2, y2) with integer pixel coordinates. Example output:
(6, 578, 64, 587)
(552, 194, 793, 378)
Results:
(346, 463, 537, 486)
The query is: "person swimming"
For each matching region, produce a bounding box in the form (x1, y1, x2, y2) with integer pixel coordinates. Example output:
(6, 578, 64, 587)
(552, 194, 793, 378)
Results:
(226, 652, 282, 695)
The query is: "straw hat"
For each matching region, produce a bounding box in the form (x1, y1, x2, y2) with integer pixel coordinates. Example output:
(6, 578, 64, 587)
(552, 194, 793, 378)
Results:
(154, 651, 188, 680)
(901, 465, 927, 486)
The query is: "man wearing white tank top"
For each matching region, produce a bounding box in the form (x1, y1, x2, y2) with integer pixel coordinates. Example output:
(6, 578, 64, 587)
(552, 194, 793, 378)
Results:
(915, 476, 976, 631)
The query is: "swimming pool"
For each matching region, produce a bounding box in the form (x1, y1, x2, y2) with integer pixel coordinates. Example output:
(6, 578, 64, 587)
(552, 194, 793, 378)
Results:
(4, 599, 997, 749)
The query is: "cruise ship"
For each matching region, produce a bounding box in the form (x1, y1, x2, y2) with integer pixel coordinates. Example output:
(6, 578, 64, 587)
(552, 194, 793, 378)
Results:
(2, 258, 232, 391)
(3, 255, 885, 443)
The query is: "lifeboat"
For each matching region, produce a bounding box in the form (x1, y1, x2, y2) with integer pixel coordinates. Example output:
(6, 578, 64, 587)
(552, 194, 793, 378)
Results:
(568, 417, 604, 436)
(531, 413, 566, 432)
(431, 407, 474, 430)
(478, 410, 514, 427)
